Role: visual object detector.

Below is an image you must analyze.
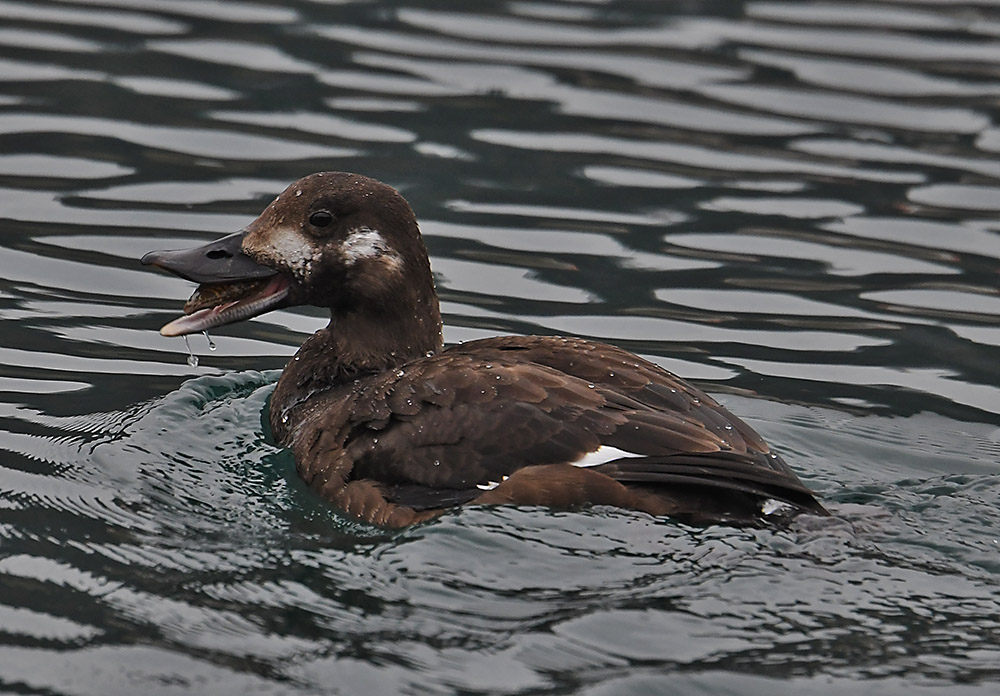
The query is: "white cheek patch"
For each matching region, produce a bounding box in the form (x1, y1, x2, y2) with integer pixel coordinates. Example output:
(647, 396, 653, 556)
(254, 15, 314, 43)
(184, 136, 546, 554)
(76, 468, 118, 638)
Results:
(340, 226, 403, 272)
(250, 226, 320, 282)
(572, 445, 646, 468)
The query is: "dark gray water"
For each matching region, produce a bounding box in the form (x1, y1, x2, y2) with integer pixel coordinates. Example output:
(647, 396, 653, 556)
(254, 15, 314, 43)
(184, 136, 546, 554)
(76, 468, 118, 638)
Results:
(1, 1, 999, 694)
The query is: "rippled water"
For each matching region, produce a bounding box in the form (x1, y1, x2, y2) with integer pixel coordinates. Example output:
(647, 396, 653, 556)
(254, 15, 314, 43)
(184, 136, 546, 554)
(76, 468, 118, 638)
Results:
(1, 1, 999, 694)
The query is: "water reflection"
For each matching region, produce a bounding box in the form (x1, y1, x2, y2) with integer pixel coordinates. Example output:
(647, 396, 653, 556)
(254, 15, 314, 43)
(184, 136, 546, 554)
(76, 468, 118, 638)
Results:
(0, 0, 999, 694)
(472, 129, 926, 182)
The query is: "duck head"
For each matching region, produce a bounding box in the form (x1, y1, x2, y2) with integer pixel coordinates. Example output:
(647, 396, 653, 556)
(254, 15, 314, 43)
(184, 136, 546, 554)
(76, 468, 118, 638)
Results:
(142, 172, 443, 362)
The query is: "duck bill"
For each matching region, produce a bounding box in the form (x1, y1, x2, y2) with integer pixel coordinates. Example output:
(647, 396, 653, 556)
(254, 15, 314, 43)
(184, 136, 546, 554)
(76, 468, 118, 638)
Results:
(142, 231, 291, 337)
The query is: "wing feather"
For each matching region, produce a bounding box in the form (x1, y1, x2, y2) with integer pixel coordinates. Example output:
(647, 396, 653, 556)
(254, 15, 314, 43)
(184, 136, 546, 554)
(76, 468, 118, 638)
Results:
(295, 336, 823, 519)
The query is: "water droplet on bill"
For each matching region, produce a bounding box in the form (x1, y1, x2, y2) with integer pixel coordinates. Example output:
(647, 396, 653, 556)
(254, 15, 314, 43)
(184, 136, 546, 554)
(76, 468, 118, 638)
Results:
(183, 335, 198, 367)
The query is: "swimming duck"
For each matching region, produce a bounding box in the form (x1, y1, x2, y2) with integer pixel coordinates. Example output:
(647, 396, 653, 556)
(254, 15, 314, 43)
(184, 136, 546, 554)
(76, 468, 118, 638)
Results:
(142, 172, 826, 527)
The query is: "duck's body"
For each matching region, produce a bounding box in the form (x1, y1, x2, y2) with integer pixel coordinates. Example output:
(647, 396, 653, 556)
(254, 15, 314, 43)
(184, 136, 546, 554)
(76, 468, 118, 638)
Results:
(143, 172, 826, 527)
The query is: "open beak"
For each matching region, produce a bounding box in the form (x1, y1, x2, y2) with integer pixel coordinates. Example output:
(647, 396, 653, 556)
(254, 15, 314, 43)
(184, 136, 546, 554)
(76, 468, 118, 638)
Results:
(142, 231, 291, 337)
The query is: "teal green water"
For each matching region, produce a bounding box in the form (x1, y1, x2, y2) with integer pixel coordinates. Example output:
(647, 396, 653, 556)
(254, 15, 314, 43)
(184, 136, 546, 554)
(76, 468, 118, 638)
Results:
(0, 1, 998, 693)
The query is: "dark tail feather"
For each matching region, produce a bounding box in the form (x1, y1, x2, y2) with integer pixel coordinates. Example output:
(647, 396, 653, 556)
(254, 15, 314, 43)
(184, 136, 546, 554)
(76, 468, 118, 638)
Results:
(594, 452, 828, 516)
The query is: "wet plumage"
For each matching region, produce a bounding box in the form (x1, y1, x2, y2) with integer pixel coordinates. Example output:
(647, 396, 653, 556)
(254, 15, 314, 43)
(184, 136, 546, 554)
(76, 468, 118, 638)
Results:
(143, 172, 826, 527)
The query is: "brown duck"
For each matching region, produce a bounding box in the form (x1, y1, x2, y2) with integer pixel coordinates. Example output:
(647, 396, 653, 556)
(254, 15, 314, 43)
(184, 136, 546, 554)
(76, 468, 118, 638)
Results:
(142, 172, 827, 527)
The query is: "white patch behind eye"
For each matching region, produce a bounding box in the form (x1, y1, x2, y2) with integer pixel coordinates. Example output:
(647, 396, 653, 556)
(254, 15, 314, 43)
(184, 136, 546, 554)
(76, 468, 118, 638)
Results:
(341, 226, 402, 270)
(572, 445, 645, 468)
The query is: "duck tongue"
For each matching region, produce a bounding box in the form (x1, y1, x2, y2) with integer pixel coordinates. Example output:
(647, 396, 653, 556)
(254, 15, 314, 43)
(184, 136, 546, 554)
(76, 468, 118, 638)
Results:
(157, 275, 290, 337)
(142, 231, 290, 337)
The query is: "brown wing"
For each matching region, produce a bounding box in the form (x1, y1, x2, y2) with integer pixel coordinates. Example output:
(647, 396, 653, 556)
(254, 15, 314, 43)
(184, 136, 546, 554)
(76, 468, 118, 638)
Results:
(319, 336, 823, 518)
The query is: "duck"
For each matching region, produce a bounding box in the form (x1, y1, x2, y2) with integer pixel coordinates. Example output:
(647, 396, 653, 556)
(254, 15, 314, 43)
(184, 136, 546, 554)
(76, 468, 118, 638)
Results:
(142, 172, 827, 528)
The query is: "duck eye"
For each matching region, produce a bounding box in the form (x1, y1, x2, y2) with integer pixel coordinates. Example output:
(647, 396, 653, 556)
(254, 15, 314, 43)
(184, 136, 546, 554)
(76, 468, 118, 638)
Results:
(309, 210, 334, 228)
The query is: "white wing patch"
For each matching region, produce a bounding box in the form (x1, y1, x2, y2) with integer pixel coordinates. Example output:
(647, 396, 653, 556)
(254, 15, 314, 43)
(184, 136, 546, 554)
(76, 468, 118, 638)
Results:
(476, 475, 509, 491)
(474, 447, 643, 491)
(340, 226, 402, 271)
(761, 499, 793, 516)
(572, 445, 646, 468)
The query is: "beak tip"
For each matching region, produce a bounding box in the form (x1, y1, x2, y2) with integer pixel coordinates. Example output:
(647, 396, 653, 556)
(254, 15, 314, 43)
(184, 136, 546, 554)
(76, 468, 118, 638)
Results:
(159, 319, 185, 337)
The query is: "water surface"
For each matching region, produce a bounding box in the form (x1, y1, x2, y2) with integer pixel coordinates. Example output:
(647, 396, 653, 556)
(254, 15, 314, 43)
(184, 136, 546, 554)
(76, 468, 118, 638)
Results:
(0, 1, 999, 694)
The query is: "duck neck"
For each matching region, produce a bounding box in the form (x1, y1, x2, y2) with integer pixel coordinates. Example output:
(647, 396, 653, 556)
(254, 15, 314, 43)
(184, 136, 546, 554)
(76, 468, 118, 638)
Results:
(269, 295, 442, 443)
